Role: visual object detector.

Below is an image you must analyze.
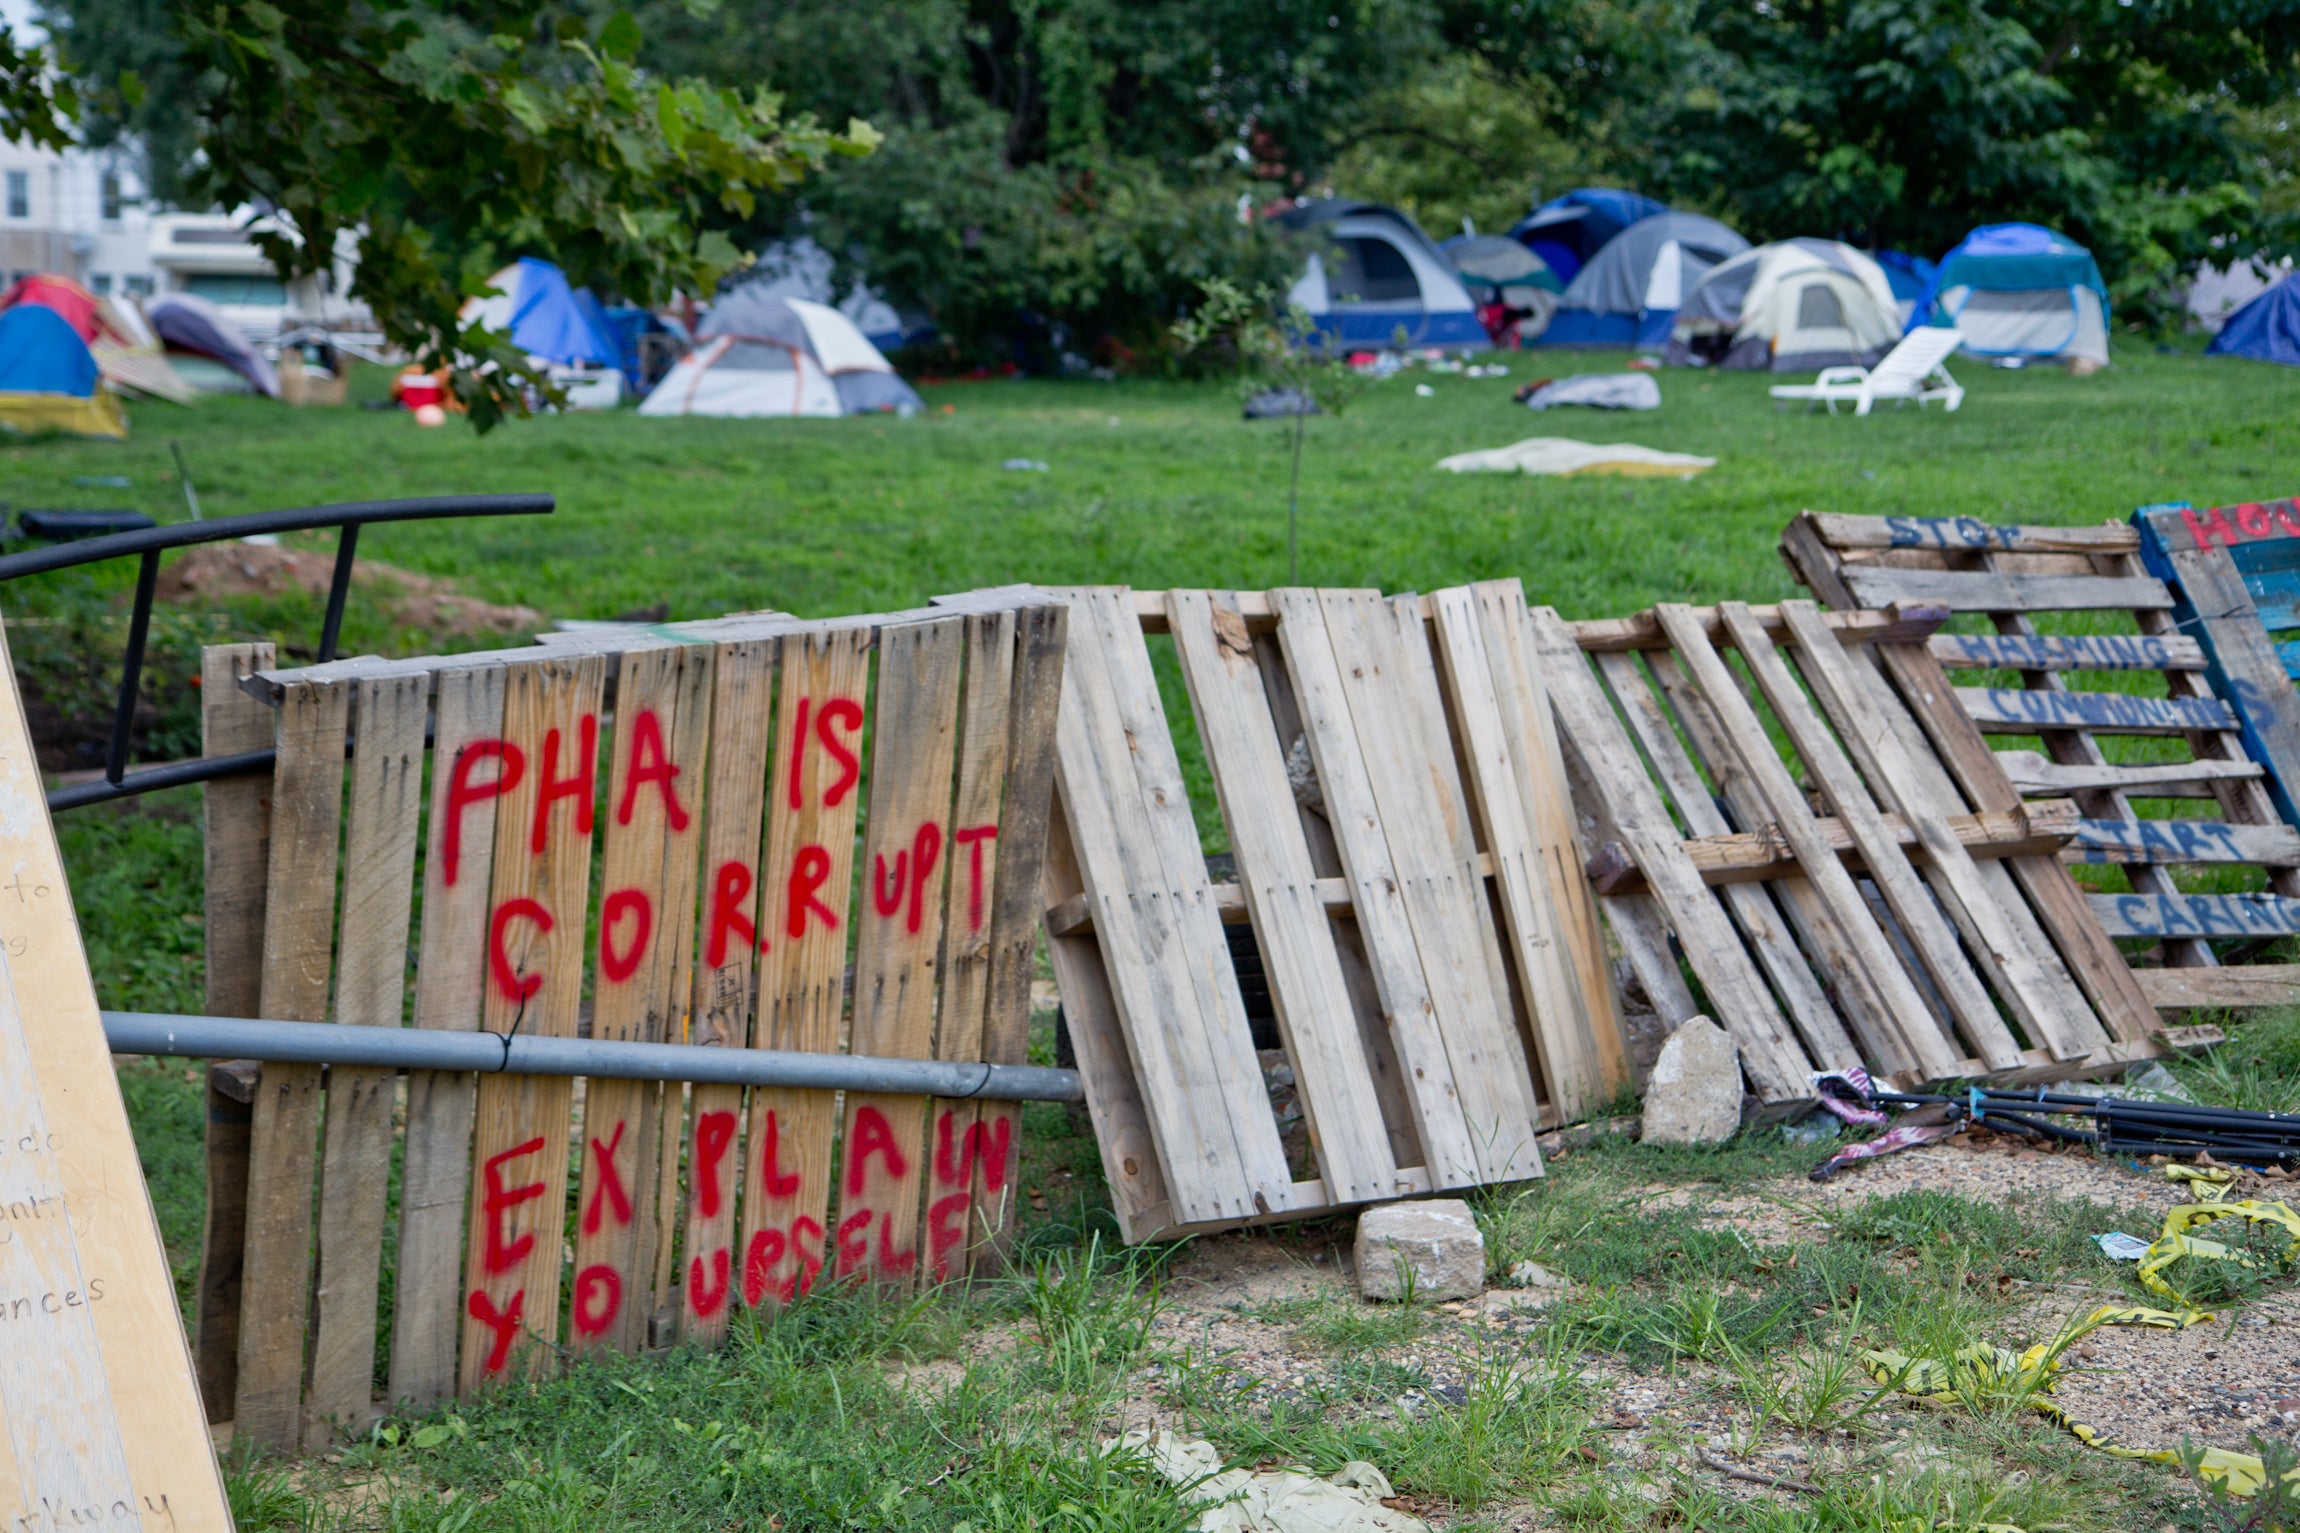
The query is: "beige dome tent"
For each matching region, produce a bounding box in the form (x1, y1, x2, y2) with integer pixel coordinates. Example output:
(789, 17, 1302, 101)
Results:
(1663, 239, 1901, 372)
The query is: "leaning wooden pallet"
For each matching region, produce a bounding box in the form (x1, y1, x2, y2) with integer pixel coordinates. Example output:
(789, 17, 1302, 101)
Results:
(1041, 582, 1630, 1245)
(200, 590, 1065, 1446)
(1542, 599, 2185, 1106)
(1783, 510, 2300, 1011)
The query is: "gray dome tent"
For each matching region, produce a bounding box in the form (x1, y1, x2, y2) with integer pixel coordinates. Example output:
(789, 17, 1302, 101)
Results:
(639, 288, 921, 418)
(1662, 239, 1901, 371)
(1541, 212, 1749, 348)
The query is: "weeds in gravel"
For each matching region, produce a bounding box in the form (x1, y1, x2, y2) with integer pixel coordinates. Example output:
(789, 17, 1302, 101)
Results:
(2167, 1006, 2300, 1113)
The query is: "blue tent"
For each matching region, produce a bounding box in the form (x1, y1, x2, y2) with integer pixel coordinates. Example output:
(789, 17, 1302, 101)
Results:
(2207, 273, 2300, 366)
(1507, 189, 1667, 285)
(1540, 211, 1749, 347)
(1874, 250, 1937, 308)
(1278, 200, 1487, 350)
(0, 303, 126, 436)
(462, 258, 621, 370)
(1906, 224, 2110, 364)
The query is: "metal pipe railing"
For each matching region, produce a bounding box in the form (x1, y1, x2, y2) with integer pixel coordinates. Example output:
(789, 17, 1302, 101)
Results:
(100, 1011, 1084, 1102)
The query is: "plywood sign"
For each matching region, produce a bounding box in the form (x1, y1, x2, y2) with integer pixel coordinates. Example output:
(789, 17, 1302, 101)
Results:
(0, 623, 232, 1530)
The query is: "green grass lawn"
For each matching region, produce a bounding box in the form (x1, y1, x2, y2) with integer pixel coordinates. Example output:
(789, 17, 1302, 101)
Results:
(20, 342, 2300, 1531)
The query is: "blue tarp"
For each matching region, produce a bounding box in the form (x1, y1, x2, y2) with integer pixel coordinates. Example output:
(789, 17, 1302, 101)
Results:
(1908, 224, 2108, 331)
(1875, 250, 1938, 305)
(2207, 274, 2300, 366)
(1507, 189, 1667, 285)
(501, 258, 621, 369)
(0, 303, 97, 395)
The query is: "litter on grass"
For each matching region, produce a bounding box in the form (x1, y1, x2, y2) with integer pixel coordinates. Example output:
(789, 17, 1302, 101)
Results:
(2094, 1232, 2151, 1260)
(1435, 437, 1715, 478)
(1109, 1430, 1429, 1532)
(1002, 458, 1050, 471)
(1518, 372, 1661, 410)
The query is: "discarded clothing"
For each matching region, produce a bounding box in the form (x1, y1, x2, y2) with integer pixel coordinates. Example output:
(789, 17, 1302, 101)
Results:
(1108, 1429, 1429, 1532)
(1812, 1066, 1889, 1127)
(1808, 1102, 1961, 1180)
(1521, 372, 1660, 410)
(1435, 437, 1715, 478)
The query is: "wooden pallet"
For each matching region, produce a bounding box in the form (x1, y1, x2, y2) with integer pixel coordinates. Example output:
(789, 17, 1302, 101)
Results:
(1545, 597, 2185, 1104)
(196, 592, 1065, 1447)
(1783, 511, 2300, 1012)
(1043, 583, 1630, 1244)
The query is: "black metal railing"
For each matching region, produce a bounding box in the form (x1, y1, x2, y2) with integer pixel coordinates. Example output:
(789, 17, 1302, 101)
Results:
(0, 493, 553, 810)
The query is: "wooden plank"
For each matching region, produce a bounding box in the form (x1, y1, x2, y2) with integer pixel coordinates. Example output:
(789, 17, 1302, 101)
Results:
(1991, 750, 2266, 797)
(2136, 498, 2300, 555)
(0, 616, 234, 1531)
(1608, 647, 1872, 1071)
(1806, 511, 2139, 555)
(1567, 604, 1947, 654)
(573, 644, 710, 1351)
(1958, 688, 2236, 736)
(836, 617, 965, 1288)
(303, 672, 428, 1446)
(1169, 589, 1402, 1203)
(2134, 963, 2300, 1009)
(1049, 587, 1292, 1223)
(193, 639, 273, 1424)
(459, 654, 607, 1393)
(1430, 585, 1614, 1119)
(923, 610, 1016, 1284)
(741, 626, 869, 1308)
(1322, 588, 1544, 1182)
(1589, 804, 2078, 892)
(390, 664, 507, 1412)
(1778, 602, 2108, 1062)
(1268, 587, 1484, 1188)
(2090, 892, 2300, 939)
(678, 638, 776, 1345)
(1729, 602, 2030, 1069)
(1840, 567, 2172, 613)
(1930, 632, 2205, 672)
(2066, 817, 2300, 866)
(970, 605, 1066, 1268)
(1472, 582, 1630, 1099)
(1656, 603, 1966, 1080)
(233, 678, 349, 1450)
(1526, 606, 1815, 1100)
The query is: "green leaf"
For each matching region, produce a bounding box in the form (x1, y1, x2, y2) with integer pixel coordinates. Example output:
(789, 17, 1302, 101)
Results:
(410, 1425, 450, 1449)
(598, 11, 643, 62)
(499, 82, 549, 135)
(117, 69, 145, 111)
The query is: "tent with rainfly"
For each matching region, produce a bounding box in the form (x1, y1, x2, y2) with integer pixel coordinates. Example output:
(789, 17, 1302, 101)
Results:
(2204, 273, 2300, 366)
(0, 273, 193, 403)
(1506, 188, 1668, 286)
(460, 257, 625, 406)
(638, 289, 922, 418)
(1541, 211, 1750, 348)
(1907, 224, 2110, 366)
(0, 302, 127, 437)
(1661, 239, 1902, 372)
(1279, 200, 1486, 350)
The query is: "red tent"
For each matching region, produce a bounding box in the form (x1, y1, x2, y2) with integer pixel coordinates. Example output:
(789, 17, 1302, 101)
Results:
(1, 274, 126, 345)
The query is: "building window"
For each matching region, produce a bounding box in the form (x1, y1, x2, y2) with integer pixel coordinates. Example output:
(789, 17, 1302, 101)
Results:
(5, 172, 26, 219)
(90, 273, 112, 296)
(99, 173, 121, 223)
(123, 274, 153, 297)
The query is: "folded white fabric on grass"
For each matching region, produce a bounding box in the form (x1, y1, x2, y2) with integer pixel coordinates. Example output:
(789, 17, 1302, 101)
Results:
(1436, 436, 1717, 478)
(1525, 372, 1661, 410)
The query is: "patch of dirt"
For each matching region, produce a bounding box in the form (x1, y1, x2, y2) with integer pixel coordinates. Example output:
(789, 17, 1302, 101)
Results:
(158, 543, 546, 637)
(2050, 1302, 2300, 1462)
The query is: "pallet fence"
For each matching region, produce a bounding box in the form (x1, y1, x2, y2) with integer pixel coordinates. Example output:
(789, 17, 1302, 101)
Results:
(196, 592, 1065, 1448)
(1784, 510, 2300, 1011)
(1043, 581, 1631, 1244)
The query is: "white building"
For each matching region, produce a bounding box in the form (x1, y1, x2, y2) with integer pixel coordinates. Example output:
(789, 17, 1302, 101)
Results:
(0, 137, 156, 299)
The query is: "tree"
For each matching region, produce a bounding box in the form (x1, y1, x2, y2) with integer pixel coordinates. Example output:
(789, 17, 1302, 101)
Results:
(36, 3, 878, 430)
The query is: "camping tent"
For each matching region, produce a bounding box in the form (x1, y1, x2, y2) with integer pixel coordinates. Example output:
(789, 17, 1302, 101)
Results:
(461, 258, 625, 406)
(1908, 224, 2109, 367)
(0, 303, 127, 437)
(1661, 239, 1901, 372)
(1280, 201, 1486, 350)
(638, 290, 922, 418)
(1506, 189, 1668, 286)
(1541, 211, 1749, 348)
(1874, 251, 1937, 327)
(147, 292, 280, 396)
(0, 274, 193, 403)
(734, 239, 914, 352)
(1441, 233, 1562, 343)
(2205, 273, 2300, 366)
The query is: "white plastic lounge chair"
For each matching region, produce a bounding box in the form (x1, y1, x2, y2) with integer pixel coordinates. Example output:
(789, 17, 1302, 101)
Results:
(1769, 327, 1966, 415)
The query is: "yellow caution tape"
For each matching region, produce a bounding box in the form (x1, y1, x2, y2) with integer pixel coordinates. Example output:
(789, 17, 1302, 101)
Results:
(1863, 1176, 2299, 1499)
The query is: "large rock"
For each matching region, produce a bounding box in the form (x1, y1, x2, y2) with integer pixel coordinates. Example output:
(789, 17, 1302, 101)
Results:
(1640, 1016, 1744, 1146)
(1354, 1199, 1485, 1302)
